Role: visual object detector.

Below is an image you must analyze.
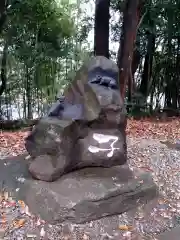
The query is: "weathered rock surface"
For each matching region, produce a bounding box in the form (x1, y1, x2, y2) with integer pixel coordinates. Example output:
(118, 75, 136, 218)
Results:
(25, 56, 127, 181)
(0, 155, 157, 224)
(157, 226, 180, 240)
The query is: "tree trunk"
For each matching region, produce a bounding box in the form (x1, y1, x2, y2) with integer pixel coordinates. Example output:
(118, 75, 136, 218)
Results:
(94, 0, 110, 58)
(177, 37, 180, 108)
(164, 12, 173, 109)
(0, 39, 8, 96)
(0, 0, 6, 14)
(26, 66, 33, 119)
(139, 31, 155, 98)
(171, 37, 180, 111)
(127, 47, 141, 103)
(117, 0, 141, 100)
(165, 85, 172, 108)
(0, 0, 7, 34)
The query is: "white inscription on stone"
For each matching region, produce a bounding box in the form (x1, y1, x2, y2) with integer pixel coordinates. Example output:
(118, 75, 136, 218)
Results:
(88, 133, 119, 157)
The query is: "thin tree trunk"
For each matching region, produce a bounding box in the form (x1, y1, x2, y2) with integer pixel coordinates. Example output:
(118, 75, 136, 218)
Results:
(139, 31, 155, 98)
(0, 39, 8, 96)
(26, 66, 33, 119)
(128, 47, 141, 101)
(164, 15, 173, 109)
(177, 37, 180, 108)
(172, 37, 180, 110)
(0, 0, 7, 34)
(94, 0, 110, 58)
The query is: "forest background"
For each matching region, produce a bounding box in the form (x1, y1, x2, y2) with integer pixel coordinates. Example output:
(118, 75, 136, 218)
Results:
(0, 0, 179, 126)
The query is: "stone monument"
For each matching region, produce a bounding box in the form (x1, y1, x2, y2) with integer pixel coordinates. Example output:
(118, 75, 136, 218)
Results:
(22, 56, 157, 224)
(25, 56, 127, 182)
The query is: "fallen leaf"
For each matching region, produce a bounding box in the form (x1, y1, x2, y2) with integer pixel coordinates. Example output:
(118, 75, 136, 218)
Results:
(0, 215, 7, 225)
(118, 225, 133, 231)
(18, 200, 26, 208)
(13, 218, 26, 228)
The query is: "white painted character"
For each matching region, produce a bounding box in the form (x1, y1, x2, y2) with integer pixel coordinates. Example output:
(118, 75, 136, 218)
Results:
(88, 133, 119, 157)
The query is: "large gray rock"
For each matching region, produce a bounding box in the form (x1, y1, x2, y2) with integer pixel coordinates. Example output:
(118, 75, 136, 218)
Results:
(24, 166, 157, 224)
(25, 56, 127, 181)
(0, 156, 157, 224)
(25, 168, 157, 224)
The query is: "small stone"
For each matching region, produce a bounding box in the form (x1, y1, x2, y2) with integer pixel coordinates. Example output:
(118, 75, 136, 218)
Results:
(64, 236, 71, 240)
(100, 233, 114, 239)
(62, 224, 71, 235)
(0, 228, 5, 238)
(40, 227, 46, 237)
(36, 218, 41, 226)
(25, 155, 31, 160)
(26, 233, 37, 239)
(82, 233, 90, 240)
(3, 191, 9, 200)
(122, 231, 132, 237)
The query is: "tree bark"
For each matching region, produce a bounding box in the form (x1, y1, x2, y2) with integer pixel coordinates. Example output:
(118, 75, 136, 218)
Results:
(0, 0, 6, 14)
(117, 0, 141, 100)
(171, 37, 180, 110)
(139, 0, 155, 100)
(176, 37, 180, 109)
(0, 39, 8, 96)
(26, 66, 33, 119)
(0, 0, 7, 34)
(164, 12, 173, 109)
(139, 31, 155, 98)
(94, 0, 110, 58)
(127, 47, 141, 105)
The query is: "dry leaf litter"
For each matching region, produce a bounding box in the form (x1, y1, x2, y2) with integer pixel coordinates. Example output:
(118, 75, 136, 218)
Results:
(0, 118, 180, 239)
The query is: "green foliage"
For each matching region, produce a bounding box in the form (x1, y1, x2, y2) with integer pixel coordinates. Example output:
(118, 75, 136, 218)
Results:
(111, 0, 180, 113)
(2, 0, 180, 120)
(0, 0, 92, 119)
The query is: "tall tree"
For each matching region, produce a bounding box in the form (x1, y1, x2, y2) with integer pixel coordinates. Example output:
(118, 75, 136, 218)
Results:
(0, 0, 8, 97)
(139, 31, 155, 98)
(139, 0, 155, 99)
(0, 38, 9, 96)
(94, 0, 110, 58)
(117, 0, 141, 99)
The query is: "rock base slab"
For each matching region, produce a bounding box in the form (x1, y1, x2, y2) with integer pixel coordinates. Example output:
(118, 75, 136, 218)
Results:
(0, 156, 157, 224)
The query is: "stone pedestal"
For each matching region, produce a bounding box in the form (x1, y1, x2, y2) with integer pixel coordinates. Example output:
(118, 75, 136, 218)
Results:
(0, 156, 157, 224)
